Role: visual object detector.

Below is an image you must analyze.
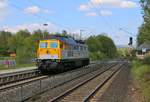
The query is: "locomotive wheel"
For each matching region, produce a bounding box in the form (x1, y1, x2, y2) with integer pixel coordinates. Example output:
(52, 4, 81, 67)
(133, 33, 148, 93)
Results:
(57, 63, 64, 73)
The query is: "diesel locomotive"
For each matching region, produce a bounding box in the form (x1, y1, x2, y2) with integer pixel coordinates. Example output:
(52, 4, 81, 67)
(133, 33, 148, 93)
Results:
(36, 35, 89, 73)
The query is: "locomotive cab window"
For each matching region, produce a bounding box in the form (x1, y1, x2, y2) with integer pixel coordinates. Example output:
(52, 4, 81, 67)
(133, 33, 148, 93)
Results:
(40, 42, 47, 48)
(50, 42, 58, 48)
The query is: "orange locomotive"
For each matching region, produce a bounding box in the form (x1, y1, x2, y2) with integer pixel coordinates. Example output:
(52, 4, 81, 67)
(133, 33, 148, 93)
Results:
(36, 35, 89, 73)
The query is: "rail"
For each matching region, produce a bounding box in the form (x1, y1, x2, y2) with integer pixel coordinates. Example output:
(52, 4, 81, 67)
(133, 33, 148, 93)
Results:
(83, 64, 125, 102)
(0, 69, 40, 86)
(49, 63, 121, 102)
(0, 62, 112, 102)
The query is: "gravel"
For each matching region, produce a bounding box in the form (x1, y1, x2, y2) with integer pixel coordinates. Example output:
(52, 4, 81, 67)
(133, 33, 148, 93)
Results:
(26, 64, 114, 102)
(0, 63, 107, 102)
(94, 63, 130, 102)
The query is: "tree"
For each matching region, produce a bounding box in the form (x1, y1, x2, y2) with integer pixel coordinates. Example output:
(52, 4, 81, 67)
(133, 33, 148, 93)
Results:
(16, 37, 35, 64)
(7, 30, 32, 64)
(137, 23, 150, 45)
(0, 31, 12, 55)
(86, 34, 117, 60)
(62, 30, 68, 36)
(137, 0, 150, 45)
(86, 36, 102, 52)
(1, 29, 49, 64)
(96, 35, 117, 58)
(8, 30, 31, 53)
(16, 30, 31, 38)
(15, 30, 45, 64)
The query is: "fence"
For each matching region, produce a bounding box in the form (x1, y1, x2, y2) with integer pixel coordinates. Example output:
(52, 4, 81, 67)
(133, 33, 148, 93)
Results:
(0, 59, 16, 68)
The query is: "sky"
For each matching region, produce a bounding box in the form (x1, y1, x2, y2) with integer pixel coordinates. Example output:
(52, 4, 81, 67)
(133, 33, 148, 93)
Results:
(0, 0, 143, 46)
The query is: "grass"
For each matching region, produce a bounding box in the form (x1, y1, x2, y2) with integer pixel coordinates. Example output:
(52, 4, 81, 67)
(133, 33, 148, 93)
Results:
(131, 59, 150, 101)
(0, 63, 35, 71)
(0, 65, 13, 70)
(16, 63, 35, 68)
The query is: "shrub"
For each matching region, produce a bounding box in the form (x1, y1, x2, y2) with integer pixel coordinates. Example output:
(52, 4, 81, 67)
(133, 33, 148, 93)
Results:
(143, 56, 150, 65)
(133, 65, 150, 79)
(132, 60, 150, 79)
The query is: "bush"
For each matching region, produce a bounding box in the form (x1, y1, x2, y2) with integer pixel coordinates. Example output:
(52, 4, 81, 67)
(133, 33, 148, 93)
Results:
(86, 35, 117, 60)
(132, 60, 150, 79)
(133, 65, 150, 79)
(132, 59, 150, 101)
(143, 56, 150, 65)
(90, 52, 107, 61)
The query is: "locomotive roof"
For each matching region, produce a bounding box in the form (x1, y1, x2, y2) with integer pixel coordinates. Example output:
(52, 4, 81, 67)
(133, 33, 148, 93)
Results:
(43, 35, 85, 45)
(59, 37, 77, 45)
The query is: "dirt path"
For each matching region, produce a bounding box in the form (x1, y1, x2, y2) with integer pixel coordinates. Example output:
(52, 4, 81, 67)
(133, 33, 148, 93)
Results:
(125, 78, 146, 102)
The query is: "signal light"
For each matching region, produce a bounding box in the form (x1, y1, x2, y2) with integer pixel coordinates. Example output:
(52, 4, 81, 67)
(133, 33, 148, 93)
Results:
(128, 37, 133, 45)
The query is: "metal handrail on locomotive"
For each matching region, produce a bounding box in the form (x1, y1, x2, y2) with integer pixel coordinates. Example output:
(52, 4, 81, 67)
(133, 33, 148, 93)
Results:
(36, 35, 89, 72)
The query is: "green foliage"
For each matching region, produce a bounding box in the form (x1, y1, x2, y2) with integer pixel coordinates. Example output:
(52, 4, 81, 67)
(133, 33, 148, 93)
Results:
(0, 31, 12, 56)
(86, 34, 117, 60)
(132, 59, 150, 101)
(137, 23, 150, 45)
(117, 48, 127, 57)
(89, 51, 106, 60)
(142, 55, 150, 65)
(132, 60, 150, 79)
(16, 30, 31, 38)
(1, 29, 47, 64)
(133, 2, 150, 95)
(16, 47, 33, 64)
(117, 47, 135, 58)
(138, 0, 150, 45)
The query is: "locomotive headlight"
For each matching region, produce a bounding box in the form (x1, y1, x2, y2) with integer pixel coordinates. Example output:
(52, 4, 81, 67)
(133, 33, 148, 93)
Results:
(46, 50, 51, 54)
(36, 59, 41, 63)
(46, 50, 49, 54)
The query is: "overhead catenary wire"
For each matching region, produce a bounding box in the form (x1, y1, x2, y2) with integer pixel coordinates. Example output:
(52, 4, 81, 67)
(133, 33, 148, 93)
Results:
(27, 0, 49, 11)
(8, 1, 72, 32)
(89, 0, 137, 39)
(88, 0, 139, 46)
(26, 0, 96, 37)
(89, 1, 116, 35)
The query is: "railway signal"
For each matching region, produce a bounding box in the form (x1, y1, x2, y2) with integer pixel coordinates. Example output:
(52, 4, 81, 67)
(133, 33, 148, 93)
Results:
(128, 37, 133, 46)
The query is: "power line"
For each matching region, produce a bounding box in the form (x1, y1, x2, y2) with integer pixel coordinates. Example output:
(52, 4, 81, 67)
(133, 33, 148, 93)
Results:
(26, 0, 75, 32)
(102, 10, 137, 38)
(119, 28, 136, 37)
(89, 0, 138, 39)
(26, 0, 98, 36)
(27, 0, 47, 10)
(89, 1, 116, 34)
(8, 1, 72, 32)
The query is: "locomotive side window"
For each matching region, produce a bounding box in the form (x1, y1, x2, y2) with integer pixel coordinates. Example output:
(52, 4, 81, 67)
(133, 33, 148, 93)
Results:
(40, 42, 47, 48)
(50, 42, 58, 48)
(74, 46, 79, 50)
(80, 46, 83, 51)
(74, 46, 77, 50)
(84, 46, 86, 50)
(77, 46, 79, 50)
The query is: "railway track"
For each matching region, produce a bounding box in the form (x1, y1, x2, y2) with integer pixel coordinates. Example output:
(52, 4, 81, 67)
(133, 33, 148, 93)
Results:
(0, 62, 115, 102)
(49, 62, 125, 102)
(0, 61, 99, 87)
(0, 69, 40, 86)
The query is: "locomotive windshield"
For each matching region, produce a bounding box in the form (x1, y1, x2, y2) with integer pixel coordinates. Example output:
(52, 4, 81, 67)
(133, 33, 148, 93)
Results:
(40, 42, 47, 48)
(50, 42, 58, 48)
